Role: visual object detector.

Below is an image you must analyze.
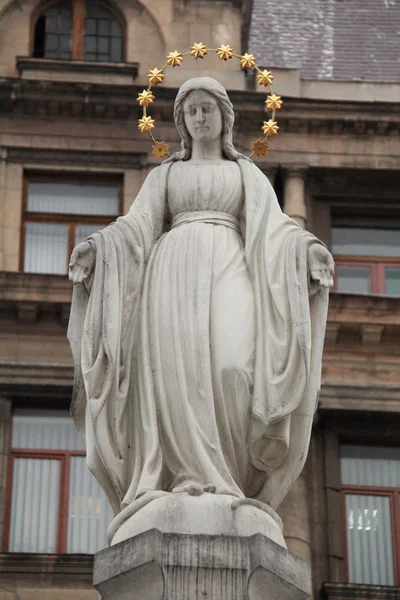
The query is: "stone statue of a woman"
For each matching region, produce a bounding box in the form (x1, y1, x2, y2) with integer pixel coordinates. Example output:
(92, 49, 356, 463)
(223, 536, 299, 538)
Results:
(68, 77, 333, 546)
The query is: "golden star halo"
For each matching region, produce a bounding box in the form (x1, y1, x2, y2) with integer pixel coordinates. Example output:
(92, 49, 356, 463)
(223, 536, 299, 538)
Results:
(137, 89, 155, 107)
(152, 141, 170, 158)
(190, 42, 208, 59)
(148, 68, 165, 85)
(265, 94, 283, 111)
(138, 116, 155, 133)
(262, 119, 279, 136)
(257, 69, 274, 87)
(250, 139, 269, 157)
(239, 53, 256, 69)
(139, 45, 281, 160)
(216, 44, 233, 61)
(167, 51, 184, 67)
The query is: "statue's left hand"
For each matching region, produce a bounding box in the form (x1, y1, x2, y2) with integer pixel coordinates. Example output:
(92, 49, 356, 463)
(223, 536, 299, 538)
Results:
(307, 244, 334, 288)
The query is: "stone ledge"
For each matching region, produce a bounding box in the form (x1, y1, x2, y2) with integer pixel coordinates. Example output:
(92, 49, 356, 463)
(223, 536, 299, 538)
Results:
(0, 552, 93, 575)
(319, 382, 400, 413)
(0, 272, 71, 304)
(323, 582, 400, 599)
(16, 57, 139, 79)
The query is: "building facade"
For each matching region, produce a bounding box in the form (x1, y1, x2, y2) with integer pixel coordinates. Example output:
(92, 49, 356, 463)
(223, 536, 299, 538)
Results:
(0, 0, 400, 598)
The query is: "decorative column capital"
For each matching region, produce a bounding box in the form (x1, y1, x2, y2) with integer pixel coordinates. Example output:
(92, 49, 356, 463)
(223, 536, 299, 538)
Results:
(283, 165, 309, 180)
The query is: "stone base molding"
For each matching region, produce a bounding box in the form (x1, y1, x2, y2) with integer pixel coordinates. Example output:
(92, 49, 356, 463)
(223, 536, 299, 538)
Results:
(94, 529, 311, 600)
(323, 583, 400, 599)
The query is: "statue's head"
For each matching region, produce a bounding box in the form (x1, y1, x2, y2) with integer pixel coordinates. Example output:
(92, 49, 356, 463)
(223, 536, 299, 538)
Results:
(168, 77, 244, 162)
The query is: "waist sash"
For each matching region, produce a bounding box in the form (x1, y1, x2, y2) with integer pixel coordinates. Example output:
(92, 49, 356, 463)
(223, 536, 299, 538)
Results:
(171, 210, 240, 233)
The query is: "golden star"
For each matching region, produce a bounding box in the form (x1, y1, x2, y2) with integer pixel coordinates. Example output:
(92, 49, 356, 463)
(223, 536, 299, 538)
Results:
(239, 53, 256, 69)
(190, 42, 208, 59)
(262, 119, 279, 136)
(256, 69, 274, 87)
(167, 51, 184, 67)
(137, 89, 155, 107)
(250, 139, 269, 157)
(216, 44, 233, 61)
(138, 116, 155, 133)
(152, 141, 170, 158)
(265, 94, 283, 111)
(148, 68, 165, 85)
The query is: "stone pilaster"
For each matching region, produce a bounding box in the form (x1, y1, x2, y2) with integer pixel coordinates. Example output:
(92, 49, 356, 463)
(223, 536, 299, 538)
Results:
(278, 473, 312, 566)
(283, 167, 308, 229)
(0, 396, 11, 545)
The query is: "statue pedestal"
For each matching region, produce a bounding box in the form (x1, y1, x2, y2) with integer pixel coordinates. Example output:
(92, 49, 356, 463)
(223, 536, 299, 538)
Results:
(93, 529, 311, 600)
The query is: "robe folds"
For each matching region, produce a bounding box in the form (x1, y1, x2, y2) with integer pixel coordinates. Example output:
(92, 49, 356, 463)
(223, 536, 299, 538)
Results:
(68, 158, 329, 516)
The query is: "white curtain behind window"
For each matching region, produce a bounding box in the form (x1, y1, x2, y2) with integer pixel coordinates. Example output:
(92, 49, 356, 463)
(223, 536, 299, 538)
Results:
(341, 445, 400, 487)
(332, 227, 400, 257)
(341, 445, 400, 585)
(24, 222, 68, 275)
(67, 456, 114, 553)
(75, 224, 105, 245)
(27, 182, 119, 216)
(12, 410, 85, 450)
(9, 457, 61, 553)
(345, 494, 394, 585)
(10, 411, 113, 554)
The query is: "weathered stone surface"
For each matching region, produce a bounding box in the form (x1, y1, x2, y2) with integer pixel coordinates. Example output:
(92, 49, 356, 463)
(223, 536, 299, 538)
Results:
(94, 530, 312, 600)
(109, 493, 285, 549)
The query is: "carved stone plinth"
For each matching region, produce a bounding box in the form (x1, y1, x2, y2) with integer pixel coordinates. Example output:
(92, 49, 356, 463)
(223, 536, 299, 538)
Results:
(93, 530, 311, 600)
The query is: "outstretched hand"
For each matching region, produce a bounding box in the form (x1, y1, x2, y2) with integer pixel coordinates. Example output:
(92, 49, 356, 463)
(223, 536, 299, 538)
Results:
(308, 244, 334, 288)
(68, 241, 96, 284)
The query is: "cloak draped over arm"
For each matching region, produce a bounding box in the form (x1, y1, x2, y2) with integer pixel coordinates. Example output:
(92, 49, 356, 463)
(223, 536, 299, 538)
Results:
(240, 160, 328, 509)
(68, 165, 170, 513)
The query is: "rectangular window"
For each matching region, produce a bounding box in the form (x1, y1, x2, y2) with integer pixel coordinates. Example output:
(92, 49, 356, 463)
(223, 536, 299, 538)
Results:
(22, 173, 121, 275)
(341, 445, 400, 585)
(3, 410, 114, 554)
(332, 220, 400, 296)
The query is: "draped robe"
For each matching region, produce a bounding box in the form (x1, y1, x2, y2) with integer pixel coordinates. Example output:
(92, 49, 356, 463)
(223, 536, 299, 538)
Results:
(68, 158, 329, 517)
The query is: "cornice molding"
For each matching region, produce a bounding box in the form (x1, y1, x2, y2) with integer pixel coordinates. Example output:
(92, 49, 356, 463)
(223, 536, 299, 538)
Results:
(3, 146, 146, 169)
(0, 362, 73, 398)
(1, 79, 399, 137)
(319, 382, 400, 413)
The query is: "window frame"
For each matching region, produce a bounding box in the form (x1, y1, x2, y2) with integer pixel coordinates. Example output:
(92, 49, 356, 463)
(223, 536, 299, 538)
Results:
(2, 448, 86, 554)
(20, 171, 123, 274)
(334, 255, 400, 295)
(30, 0, 126, 62)
(340, 448, 400, 586)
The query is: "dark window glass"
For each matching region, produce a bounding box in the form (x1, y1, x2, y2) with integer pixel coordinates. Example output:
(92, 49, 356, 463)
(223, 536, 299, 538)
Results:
(110, 37, 122, 62)
(86, 18, 96, 34)
(84, 0, 122, 62)
(98, 37, 109, 53)
(385, 267, 400, 296)
(33, 0, 72, 60)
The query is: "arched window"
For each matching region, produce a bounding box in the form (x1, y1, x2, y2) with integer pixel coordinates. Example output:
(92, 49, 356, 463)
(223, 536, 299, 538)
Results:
(33, 0, 124, 62)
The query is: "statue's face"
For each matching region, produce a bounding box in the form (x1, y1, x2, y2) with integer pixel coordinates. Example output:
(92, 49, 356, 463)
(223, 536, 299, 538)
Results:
(183, 90, 223, 144)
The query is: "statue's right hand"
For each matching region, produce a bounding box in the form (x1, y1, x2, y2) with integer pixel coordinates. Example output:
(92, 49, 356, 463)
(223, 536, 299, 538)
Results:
(68, 241, 96, 284)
